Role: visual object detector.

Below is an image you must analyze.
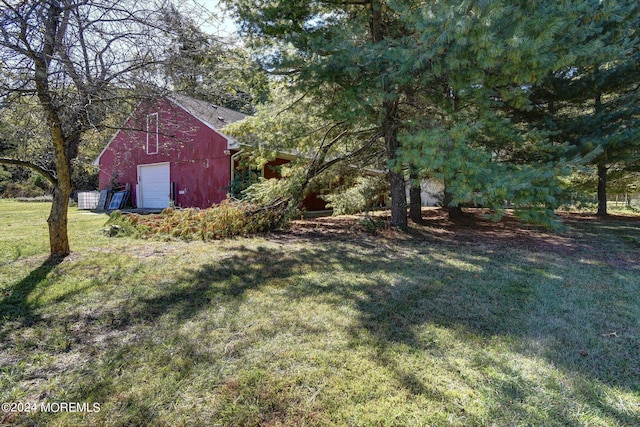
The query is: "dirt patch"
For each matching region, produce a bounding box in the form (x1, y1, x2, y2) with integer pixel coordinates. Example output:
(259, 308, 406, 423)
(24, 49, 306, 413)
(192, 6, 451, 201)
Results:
(273, 208, 640, 268)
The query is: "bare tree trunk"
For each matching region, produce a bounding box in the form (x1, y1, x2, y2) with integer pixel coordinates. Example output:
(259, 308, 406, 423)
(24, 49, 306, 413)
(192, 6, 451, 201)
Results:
(597, 163, 608, 216)
(409, 167, 422, 222)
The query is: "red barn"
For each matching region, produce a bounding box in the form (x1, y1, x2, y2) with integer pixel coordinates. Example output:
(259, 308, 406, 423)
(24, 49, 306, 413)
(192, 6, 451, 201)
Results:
(95, 94, 326, 210)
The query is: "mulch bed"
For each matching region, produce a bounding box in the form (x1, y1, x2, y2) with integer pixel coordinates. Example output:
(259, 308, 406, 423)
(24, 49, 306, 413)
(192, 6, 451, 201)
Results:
(273, 208, 639, 269)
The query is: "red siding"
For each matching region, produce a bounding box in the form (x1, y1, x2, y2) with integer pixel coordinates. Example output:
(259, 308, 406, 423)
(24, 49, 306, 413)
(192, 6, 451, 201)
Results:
(98, 98, 231, 208)
(99, 98, 328, 211)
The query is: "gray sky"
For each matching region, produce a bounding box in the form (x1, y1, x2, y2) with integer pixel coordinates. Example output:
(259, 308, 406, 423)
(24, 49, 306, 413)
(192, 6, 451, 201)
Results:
(191, 0, 238, 37)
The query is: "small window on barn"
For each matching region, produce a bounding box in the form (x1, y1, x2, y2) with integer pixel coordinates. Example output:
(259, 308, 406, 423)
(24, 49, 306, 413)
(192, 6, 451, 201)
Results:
(146, 113, 158, 155)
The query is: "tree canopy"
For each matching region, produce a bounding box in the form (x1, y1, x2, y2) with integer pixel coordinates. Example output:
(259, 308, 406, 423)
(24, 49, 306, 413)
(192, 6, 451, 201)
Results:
(224, 0, 640, 227)
(162, 6, 270, 114)
(520, 0, 640, 215)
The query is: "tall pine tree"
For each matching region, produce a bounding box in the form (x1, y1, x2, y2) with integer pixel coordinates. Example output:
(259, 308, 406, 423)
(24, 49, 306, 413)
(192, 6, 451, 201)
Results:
(225, 0, 636, 226)
(521, 0, 640, 215)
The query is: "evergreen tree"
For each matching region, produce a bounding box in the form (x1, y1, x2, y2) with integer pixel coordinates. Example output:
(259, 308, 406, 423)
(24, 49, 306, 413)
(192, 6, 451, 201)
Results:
(520, 0, 640, 215)
(223, 83, 386, 215)
(225, 0, 415, 227)
(225, 0, 637, 227)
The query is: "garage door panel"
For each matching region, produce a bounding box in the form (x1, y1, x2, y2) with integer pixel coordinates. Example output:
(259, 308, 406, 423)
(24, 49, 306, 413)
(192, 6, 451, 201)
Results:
(138, 163, 170, 209)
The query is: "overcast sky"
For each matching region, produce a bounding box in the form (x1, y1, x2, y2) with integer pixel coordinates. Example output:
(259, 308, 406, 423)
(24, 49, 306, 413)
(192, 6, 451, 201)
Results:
(190, 0, 238, 37)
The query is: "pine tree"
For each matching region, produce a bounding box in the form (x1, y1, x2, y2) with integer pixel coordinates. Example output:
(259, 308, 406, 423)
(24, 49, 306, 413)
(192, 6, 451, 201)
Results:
(225, 0, 418, 227)
(225, 0, 637, 227)
(521, 0, 640, 215)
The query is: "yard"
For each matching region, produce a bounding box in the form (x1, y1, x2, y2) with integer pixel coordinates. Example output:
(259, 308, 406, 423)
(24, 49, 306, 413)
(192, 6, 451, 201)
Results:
(1, 200, 639, 426)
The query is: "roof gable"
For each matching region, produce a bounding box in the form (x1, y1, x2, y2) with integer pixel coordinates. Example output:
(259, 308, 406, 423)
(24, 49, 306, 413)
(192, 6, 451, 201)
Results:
(95, 94, 249, 164)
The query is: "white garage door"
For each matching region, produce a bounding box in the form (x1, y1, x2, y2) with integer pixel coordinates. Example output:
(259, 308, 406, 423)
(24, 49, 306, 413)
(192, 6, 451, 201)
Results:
(137, 163, 170, 209)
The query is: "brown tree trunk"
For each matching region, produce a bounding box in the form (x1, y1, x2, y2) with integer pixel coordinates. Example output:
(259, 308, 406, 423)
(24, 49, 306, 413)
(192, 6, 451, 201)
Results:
(48, 184, 71, 259)
(370, 2, 407, 229)
(409, 168, 422, 222)
(389, 168, 408, 228)
(443, 182, 463, 220)
(47, 131, 73, 259)
(28, 1, 71, 258)
(40, 118, 73, 259)
(384, 102, 407, 229)
(597, 163, 608, 216)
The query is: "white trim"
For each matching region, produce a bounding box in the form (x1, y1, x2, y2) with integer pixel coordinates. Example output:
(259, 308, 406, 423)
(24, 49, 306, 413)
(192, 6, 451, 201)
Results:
(229, 150, 265, 181)
(146, 112, 159, 154)
(230, 149, 243, 183)
(225, 134, 241, 150)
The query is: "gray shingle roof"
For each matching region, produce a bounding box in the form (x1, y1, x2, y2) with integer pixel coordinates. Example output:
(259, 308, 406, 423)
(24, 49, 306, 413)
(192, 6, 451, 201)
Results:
(169, 93, 248, 130)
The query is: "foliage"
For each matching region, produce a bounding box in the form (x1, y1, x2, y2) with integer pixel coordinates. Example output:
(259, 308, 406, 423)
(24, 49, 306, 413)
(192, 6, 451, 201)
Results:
(400, 119, 569, 230)
(0, 97, 51, 171)
(517, 0, 640, 214)
(322, 174, 388, 216)
(0, 176, 51, 199)
(223, 85, 385, 169)
(0, 90, 129, 194)
(0, 0, 179, 257)
(104, 198, 291, 241)
(223, 85, 386, 219)
(227, 168, 260, 199)
(359, 213, 389, 233)
(225, 0, 635, 228)
(225, 0, 416, 226)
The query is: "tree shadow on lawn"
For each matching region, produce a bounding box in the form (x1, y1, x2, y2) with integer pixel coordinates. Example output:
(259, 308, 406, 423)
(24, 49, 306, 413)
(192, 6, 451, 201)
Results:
(173, 237, 640, 425)
(78, 231, 630, 425)
(0, 257, 62, 334)
(4, 221, 637, 425)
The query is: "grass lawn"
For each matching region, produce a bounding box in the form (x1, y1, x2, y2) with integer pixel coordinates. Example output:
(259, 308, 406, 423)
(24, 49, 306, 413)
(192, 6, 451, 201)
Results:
(1, 200, 639, 426)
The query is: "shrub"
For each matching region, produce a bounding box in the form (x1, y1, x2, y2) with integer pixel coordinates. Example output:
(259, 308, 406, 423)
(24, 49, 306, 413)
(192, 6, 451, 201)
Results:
(359, 214, 388, 233)
(227, 169, 260, 199)
(0, 181, 49, 199)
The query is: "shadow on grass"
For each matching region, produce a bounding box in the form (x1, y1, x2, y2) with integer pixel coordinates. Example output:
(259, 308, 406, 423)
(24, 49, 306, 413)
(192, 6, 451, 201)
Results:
(162, 234, 639, 426)
(0, 257, 62, 331)
(6, 219, 637, 425)
(99, 246, 317, 330)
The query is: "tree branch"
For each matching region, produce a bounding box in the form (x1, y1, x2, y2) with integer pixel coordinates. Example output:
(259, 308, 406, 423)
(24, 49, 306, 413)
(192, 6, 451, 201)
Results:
(0, 157, 57, 185)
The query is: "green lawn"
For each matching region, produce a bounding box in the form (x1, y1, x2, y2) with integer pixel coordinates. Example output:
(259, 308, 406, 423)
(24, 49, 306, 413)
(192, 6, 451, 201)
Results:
(1, 200, 639, 426)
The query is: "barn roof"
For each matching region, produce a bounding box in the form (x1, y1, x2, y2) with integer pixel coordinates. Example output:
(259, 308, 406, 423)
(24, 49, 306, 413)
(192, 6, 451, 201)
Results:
(169, 94, 248, 130)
